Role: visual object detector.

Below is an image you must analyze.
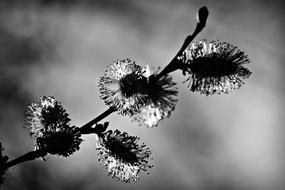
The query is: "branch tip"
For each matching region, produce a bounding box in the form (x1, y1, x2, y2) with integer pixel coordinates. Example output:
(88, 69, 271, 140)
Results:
(197, 6, 209, 26)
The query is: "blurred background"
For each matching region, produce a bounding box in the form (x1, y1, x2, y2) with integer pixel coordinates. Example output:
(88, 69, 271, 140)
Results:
(0, 0, 284, 189)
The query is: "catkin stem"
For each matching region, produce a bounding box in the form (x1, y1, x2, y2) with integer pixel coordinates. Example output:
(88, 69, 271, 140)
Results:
(156, 7, 208, 79)
(79, 107, 116, 134)
(4, 149, 47, 169)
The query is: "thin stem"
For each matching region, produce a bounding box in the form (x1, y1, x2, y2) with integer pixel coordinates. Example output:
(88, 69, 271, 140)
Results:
(156, 6, 209, 79)
(79, 107, 116, 135)
(4, 149, 47, 169)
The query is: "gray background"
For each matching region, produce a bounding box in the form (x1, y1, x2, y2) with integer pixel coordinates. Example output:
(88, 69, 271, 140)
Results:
(0, 0, 284, 190)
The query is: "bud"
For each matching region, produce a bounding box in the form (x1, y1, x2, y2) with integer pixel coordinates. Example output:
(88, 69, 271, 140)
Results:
(197, 6, 209, 25)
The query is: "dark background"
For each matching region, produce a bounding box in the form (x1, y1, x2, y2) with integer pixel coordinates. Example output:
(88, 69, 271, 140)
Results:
(0, 0, 284, 189)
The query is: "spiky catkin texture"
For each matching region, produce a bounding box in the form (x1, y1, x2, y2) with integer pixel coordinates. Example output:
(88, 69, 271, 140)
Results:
(25, 96, 82, 157)
(99, 59, 149, 116)
(133, 66, 178, 127)
(180, 39, 251, 95)
(96, 130, 153, 183)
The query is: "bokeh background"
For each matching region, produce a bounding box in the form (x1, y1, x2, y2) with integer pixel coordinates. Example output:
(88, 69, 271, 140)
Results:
(0, 0, 284, 189)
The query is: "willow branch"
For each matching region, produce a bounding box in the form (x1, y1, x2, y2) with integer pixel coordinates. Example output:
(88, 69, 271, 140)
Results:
(78, 107, 116, 135)
(4, 149, 47, 169)
(156, 6, 209, 79)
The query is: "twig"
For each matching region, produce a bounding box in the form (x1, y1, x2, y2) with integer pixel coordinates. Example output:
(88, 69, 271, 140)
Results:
(79, 107, 116, 134)
(4, 149, 47, 169)
(156, 6, 209, 79)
